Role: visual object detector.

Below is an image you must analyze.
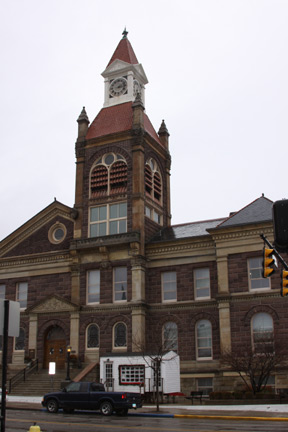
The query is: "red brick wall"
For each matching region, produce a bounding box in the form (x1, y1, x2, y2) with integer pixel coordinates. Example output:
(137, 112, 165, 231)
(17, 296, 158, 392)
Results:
(146, 261, 218, 303)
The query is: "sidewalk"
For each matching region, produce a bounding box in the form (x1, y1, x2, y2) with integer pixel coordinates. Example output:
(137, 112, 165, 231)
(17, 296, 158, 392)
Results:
(5, 396, 288, 421)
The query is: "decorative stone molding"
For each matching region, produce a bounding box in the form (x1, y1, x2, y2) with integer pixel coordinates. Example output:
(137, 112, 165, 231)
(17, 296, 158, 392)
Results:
(146, 241, 215, 257)
(27, 295, 79, 314)
(0, 253, 71, 269)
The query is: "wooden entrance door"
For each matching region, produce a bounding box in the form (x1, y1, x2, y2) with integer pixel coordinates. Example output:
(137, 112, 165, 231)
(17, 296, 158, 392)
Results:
(44, 326, 66, 369)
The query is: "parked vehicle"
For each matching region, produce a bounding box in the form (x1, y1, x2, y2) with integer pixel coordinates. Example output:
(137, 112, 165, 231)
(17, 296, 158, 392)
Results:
(42, 381, 142, 416)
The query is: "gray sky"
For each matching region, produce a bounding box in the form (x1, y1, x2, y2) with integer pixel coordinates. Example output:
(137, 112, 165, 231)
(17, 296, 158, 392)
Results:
(1, 0, 287, 241)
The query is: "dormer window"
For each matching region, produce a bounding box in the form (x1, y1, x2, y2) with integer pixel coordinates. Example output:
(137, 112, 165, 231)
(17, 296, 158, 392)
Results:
(90, 153, 127, 198)
(145, 158, 162, 203)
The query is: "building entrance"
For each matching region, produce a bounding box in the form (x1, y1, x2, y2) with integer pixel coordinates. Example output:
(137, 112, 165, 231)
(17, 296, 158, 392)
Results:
(44, 326, 66, 369)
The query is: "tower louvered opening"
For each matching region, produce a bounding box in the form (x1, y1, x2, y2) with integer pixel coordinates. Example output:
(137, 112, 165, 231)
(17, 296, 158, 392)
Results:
(110, 161, 128, 195)
(154, 172, 162, 202)
(145, 165, 153, 196)
(91, 165, 108, 198)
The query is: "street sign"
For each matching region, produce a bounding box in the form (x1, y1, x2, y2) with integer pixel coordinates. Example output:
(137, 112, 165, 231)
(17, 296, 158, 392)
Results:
(0, 300, 20, 337)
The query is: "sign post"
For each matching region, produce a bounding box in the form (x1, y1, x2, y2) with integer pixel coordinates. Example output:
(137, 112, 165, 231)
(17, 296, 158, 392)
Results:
(0, 300, 20, 432)
(49, 362, 56, 391)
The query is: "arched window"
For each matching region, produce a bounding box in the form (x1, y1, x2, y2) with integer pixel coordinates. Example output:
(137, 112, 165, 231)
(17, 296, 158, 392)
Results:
(196, 320, 212, 359)
(114, 322, 127, 348)
(163, 322, 178, 351)
(145, 158, 162, 203)
(15, 327, 25, 351)
(252, 312, 274, 352)
(86, 324, 99, 349)
(90, 153, 127, 198)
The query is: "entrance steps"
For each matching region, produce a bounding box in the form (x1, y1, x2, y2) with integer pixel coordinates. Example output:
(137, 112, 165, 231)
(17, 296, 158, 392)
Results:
(4, 363, 99, 396)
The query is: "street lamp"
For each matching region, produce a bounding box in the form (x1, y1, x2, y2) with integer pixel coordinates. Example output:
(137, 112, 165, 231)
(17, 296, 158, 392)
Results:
(65, 346, 71, 381)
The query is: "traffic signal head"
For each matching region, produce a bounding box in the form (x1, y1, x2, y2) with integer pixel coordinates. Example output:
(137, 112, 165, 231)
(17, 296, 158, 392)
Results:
(281, 270, 288, 297)
(273, 200, 288, 252)
(262, 248, 275, 278)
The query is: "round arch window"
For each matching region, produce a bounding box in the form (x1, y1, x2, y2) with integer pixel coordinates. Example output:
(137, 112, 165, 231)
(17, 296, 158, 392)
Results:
(48, 222, 67, 244)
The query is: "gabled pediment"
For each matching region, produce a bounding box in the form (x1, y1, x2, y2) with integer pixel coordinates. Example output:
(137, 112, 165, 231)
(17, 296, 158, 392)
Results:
(27, 294, 79, 314)
(0, 200, 76, 258)
(102, 60, 148, 84)
(216, 196, 273, 229)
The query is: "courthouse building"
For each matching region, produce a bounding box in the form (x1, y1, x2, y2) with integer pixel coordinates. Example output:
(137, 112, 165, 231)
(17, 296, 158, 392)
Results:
(0, 31, 287, 394)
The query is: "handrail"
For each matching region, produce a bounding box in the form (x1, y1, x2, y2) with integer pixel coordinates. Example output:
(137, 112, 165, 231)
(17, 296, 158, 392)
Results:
(8, 359, 38, 393)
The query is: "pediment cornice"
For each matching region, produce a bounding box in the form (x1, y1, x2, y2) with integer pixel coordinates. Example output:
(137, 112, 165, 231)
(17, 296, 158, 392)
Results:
(0, 203, 75, 258)
(27, 295, 79, 314)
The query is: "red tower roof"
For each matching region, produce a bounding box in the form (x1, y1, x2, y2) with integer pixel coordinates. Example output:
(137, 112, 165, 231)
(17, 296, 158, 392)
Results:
(86, 102, 162, 146)
(107, 34, 138, 67)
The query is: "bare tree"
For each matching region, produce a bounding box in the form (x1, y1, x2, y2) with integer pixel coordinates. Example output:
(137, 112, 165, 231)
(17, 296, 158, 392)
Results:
(133, 321, 178, 411)
(222, 340, 286, 395)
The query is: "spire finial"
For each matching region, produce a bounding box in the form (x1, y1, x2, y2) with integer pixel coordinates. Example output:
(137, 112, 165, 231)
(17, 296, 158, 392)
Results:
(122, 27, 128, 39)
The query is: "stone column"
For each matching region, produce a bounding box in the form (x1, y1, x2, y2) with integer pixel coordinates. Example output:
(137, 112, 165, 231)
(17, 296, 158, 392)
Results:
(28, 313, 38, 357)
(216, 256, 229, 294)
(131, 307, 146, 352)
(70, 311, 80, 356)
(218, 301, 231, 353)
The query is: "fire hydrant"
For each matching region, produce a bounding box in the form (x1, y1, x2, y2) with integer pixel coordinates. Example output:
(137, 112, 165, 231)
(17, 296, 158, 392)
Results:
(28, 423, 41, 432)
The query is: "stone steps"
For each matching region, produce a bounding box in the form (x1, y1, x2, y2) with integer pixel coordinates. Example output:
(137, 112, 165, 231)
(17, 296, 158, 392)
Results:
(2, 364, 99, 396)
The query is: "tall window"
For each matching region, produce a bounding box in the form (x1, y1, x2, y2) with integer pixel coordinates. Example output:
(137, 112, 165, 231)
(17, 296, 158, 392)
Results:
(114, 267, 127, 302)
(145, 158, 162, 203)
(87, 270, 100, 304)
(0, 284, 6, 299)
(252, 312, 274, 352)
(105, 362, 113, 391)
(15, 327, 25, 351)
(86, 324, 99, 348)
(90, 153, 127, 198)
(90, 203, 127, 237)
(248, 257, 270, 290)
(196, 320, 212, 359)
(194, 268, 210, 299)
(163, 322, 178, 351)
(17, 282, 28, 309)
(162, 271, 177, 302)
(114, 322, 127, 348)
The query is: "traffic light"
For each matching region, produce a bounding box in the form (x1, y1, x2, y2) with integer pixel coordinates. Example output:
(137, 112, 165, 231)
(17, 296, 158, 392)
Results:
(273, 200, 288, 252)
(262, 248, 275, 278)
(281, 270, 288, 297)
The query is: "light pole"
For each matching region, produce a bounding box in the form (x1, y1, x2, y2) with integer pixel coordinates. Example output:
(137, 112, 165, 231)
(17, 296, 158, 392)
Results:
(65, 346, 71, 381)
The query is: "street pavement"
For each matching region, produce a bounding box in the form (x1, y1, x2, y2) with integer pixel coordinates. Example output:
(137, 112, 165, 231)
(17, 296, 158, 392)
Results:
(4, 396, 288, 421)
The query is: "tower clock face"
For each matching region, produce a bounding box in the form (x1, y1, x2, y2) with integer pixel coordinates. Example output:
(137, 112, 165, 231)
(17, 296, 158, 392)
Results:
(109, 77, 128, 97)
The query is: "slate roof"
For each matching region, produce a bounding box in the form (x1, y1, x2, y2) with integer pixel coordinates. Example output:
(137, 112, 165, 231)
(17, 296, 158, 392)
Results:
(149, 196, 273, 243)
(107, 35, 138, 67)
(150, 218, 225, 242)
(86, 102, 162, 145)
(217, 196, 273, 228)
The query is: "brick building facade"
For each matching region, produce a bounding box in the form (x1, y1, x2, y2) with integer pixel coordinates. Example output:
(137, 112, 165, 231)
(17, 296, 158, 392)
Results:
(0, 31, 287, 394)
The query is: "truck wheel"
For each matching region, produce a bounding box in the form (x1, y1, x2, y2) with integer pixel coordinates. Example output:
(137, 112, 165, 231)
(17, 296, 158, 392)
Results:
(100, 401, 113, 416)
(46, 399, 59, 413)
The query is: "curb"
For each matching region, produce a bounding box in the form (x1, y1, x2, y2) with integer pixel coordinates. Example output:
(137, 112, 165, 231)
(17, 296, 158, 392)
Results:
(174, 413, 288, 422)
(6, 404, 288, 422)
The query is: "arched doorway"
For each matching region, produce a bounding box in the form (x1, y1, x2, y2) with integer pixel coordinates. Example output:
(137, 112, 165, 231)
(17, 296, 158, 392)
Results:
(44, 326, 66, 369)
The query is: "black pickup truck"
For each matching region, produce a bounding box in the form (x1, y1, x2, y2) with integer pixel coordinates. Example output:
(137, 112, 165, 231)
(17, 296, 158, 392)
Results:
(42, 381, 142, 415)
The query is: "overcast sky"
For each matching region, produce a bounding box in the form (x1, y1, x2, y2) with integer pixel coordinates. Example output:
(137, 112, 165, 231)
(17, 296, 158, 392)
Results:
(1, 0, 287, 241)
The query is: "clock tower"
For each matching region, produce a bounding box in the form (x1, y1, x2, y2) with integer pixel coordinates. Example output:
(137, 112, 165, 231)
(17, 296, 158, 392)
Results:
(102, 29, 148, 108)
(73, 30, 171, 352)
